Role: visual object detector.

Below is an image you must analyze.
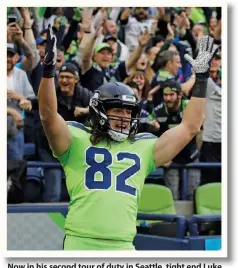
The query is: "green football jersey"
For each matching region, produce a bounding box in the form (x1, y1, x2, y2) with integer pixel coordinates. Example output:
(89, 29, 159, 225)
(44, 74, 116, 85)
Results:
(57, 122, 157, 242)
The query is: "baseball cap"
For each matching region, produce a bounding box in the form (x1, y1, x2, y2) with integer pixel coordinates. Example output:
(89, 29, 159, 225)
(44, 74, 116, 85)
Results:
(103, 35, 117, 43)
(7, 42, 17, 54)
(36, 37, 47, 45)
(59, 63, 79, 78)
(162, 80, 181, 93)
(94, 43, 113, 55)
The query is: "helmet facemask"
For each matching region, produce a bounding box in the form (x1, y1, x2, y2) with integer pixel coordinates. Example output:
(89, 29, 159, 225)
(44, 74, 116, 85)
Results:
(89, 93, 140, 142)
(106, 107, 139, 142)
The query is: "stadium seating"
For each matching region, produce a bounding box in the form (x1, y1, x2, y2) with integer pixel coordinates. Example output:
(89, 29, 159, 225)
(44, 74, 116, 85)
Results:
(137, 184, 186, 238)
(195, 183, 221, 214)
(138, 184, 176, 214)
(145, 168, 165, 185)
(188, 183, 222, 237)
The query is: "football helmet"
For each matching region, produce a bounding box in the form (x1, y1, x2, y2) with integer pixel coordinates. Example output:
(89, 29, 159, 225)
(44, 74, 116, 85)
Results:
(89, 82, 141, 141)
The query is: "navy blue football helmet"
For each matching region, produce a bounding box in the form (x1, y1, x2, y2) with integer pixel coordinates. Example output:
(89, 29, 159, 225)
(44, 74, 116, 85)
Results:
(89, 82, 141, 141)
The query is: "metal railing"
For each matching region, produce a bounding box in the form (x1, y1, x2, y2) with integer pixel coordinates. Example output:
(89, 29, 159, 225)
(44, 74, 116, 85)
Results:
(26, 161, 221, 200)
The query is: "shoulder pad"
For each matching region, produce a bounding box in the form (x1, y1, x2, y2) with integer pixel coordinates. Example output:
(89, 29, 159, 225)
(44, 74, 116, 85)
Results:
(67, 121, 91, 133)
(133, 132, 157, 141)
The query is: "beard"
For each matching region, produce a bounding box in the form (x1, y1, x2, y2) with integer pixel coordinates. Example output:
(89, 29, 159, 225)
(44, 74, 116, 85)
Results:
(7, 63, 14, 72)
(166, 99, 180, 112)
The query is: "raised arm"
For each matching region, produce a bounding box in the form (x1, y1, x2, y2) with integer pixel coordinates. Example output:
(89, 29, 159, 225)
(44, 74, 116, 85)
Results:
(153, 36, 218, 167)
(38, 25, 72, 157)
(125, 30, 151, 71)
(19, 8, 40, 70)
(10, 23, 34, 72)
(80, 9, 96, 74)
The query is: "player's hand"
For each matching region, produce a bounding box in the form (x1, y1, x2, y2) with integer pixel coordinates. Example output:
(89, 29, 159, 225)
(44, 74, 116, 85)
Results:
(42, 24, 57, 78)
(184, 35, 218, 78)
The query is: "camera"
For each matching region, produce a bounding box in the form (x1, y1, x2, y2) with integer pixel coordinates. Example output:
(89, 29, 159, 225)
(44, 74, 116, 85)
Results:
(7, 15, 17, 25)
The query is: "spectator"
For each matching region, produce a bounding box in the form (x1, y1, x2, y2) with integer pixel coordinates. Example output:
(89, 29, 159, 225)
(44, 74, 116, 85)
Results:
(124, 70, 150, 101)
(152, 80, 201, 200)
(56, 63, 92, 123)
(192, 23, 206, 46)
(7, 107, 24, 160)
(210, 54, 221, 86)
(7, 42, 35, 160)
(18, 7, 40, 71)
(199, 77, 221, 185)
(80, 15, 151, 92)
(98, 19, 130, 61)
(102, 34, 130, 64)
(209, 16, 218, 37)
(120, 7, 155, 52)
(151, 50, 195, 105)
(30, 36, 47, 94)
(150, 50, 181, 105)
(7, 22, 35, 72)
(129, 53, 155, 83)
(36, 36, 47, 64)
(56, 47, 66, 73)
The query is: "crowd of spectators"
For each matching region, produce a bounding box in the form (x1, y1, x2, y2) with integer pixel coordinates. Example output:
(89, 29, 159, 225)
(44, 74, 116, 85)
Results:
(7, 7, 222, 203)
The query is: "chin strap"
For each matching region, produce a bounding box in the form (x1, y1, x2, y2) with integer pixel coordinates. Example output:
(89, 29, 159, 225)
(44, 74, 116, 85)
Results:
(108, 129, 129, 142)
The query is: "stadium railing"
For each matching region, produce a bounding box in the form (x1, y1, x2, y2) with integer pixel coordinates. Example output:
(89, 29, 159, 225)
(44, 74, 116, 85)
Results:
(26, 161, 222, 200)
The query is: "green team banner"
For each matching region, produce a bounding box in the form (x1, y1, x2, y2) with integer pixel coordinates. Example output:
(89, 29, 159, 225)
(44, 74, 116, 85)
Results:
(7, 213, 65, 250)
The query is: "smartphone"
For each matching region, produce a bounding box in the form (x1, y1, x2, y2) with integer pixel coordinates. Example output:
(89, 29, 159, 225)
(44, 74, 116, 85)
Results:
(7, 15, 17, 24)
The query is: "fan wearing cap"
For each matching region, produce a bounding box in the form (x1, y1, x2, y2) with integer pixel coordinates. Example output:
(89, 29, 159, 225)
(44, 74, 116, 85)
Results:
(102, 35, 119, 64)
(7, 41, 35, 108)
(152, 80, 201, 201)
(7, 41, 35, 161)
(95, 19, 130, 62)
(80, 42, 113, 92)
(80, 22, 151, 93)
(57, 62, 92, 122)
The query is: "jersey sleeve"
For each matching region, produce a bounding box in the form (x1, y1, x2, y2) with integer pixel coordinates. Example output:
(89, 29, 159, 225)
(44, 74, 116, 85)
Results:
(134, 133, 158, 176)
(145, 137, 157, 175)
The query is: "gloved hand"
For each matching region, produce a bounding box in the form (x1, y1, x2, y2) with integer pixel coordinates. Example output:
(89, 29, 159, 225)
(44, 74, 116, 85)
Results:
(42, 24, 57, 78)
(184, 35, 218, 79)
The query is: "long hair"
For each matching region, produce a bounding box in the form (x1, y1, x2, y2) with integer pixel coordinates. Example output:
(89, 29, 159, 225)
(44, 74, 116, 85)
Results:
(124, 70, 151, 100)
